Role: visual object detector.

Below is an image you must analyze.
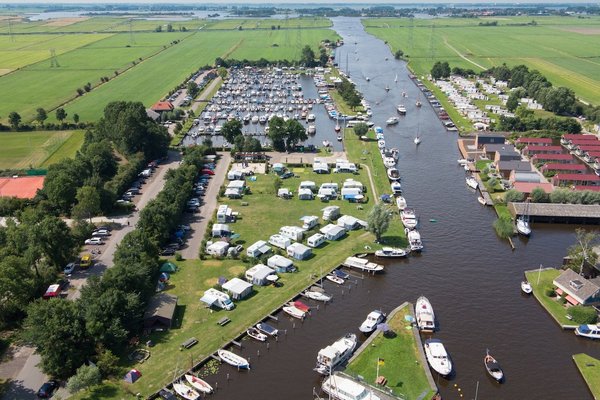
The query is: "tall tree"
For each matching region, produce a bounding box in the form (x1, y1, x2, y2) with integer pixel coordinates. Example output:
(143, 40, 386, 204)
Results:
(0, 256, 36, 325)
(367, 203, 391, 243)
(267, 116, 287, 152)
(221, 119, 243, 144)
(300, 45, 316, 67)
(284, 119, 307, 151)
(35, 108, 48, 126)
(353, 123, 369, 137)
(67, 364, 102, 394)
(72, 186, 101, 222)
(566, 229, 599, 274)
(8, 111, 21, 130)
(56, 108, 67, 122)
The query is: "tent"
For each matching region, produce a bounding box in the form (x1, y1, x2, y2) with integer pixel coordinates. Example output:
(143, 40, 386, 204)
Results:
(160, 262, 177, 273)
(124, 369, 142, 383)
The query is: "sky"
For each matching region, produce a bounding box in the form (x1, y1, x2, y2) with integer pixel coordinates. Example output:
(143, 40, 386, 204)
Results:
(0, 0, 594, 4)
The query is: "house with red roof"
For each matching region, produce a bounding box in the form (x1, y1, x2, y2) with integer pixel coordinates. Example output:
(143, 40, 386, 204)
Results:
(552, 173, 600, 188)
(522, 145, 564, 156)
(515, 137, 553, 146)
(541, 163, 588, 175)
(531, 153, 574, 164)
(150, 101, 174, 113)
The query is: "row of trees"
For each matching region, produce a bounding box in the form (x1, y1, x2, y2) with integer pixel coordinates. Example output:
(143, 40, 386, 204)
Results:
(6, 108, 76, 131)
(504, 188, 600, 205)
(336, 77, 362, 110)
(497, 111, 581, 134)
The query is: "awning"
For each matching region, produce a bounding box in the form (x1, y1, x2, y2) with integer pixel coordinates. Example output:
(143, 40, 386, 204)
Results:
(565, 295, 579, 305)
(200, 293, 218, 306)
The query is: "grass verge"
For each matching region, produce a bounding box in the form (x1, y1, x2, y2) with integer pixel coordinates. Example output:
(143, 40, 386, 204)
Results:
(525, 268, 573, 326)
(573, 354, 600, 400)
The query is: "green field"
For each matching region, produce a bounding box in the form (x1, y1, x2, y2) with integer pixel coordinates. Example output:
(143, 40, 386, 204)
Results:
(0, 130, 84, 169)
(363, 16, 600, 104)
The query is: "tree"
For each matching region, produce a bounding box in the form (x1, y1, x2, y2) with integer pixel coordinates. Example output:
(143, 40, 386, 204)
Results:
(493, 216, 514, 239)
(73, 113, 80, 124)
(0, 256, 36, 325)
(35, 108, 48, 126)
(72, 186, 101, 222)
(284, 119, 307, 151)
(217, 67, 227, 79)
(300, 45, 316, 67)
(96, 348, 121, 378)
(267, 116, 287, 152)
(166, 24, 174, 32)
(543, 86, 576, 115)
(67, 364, 102, 394)
(221, 119, 243, 144)
(566, 229, 599, 274)
(155, 25, 162, 32)
(504, 189, 525, 204)
(569, 305, 598, 324)
(430, 61, 450, 80)
(56, 108, 67, 122)
(8, 111, 21, 130)
(367, 203, 391, 243)
(530, 187, 549, 203)
(353, 122, 369, 137)
(506, 89, 524, 112)
(187, 81, 199, 98)
(394, 49, 404, 60)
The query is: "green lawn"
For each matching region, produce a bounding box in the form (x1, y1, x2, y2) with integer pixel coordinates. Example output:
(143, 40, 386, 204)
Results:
(363, 16, 600, 104)
(573, 354, 600, 400)
(525, 268, 574, 326)
(346, 305, 436, 400)
(0, 130, 84, 169)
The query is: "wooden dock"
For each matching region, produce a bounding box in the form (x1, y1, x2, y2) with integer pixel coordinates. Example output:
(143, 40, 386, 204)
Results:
(474, 175, 494, 206)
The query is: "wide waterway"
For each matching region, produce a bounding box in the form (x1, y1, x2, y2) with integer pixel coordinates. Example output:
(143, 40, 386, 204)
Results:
(204, 17, 600, 400)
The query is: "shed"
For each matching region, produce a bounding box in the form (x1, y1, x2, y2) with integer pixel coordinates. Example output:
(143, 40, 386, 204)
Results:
(143, 293, 178, 329)
(337, 215, 366, 230)
(307, 233, 326, 248)
(212, 223, 231, 238)
(269, 234, 292, 250)
(222, 278, 253, 300)
(206, 241, 230, 256)
(245, 264, 276, 285)
(267, 255, 295, 272)
(280, 225, 305, 241)
(247, 240, 271, 258)
(300, 215, 319, 230)
(298, 188, 314, 200)
(320, 224, 346, 241)
(287, 242, 313, 260)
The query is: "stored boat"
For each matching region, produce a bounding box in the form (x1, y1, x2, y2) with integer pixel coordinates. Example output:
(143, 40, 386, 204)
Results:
(315, 333, 358, 374)
(326, 274, 345, 285)
(283, 305, 306, 319)
(256, 322, 278, 337)
(383, 157, 396, 168)
(246, 327, 268, 342)
(396, 105, 407, 115)
(484, 350, 504, 382)
(375, 247, 409, 258)
(466, 176, 478, 190)
(575, 324, 600, 340)
(304, 290, 332, 302)
(359, 310, 386, 333)
(342, 256, 384, 273)
(292, 300, 311, 312)
(521, 280, 532, 294)
(478, 196, 486, 205)
(322, 374, 381, 400)
(415, 296, 435, 332)
(406, 229, 423, 252)
(218, 349, 250, 369)
(424, 339, 452, 377)
(387, 167, 401, 181)
(184, 374, 214, 394)
(400, 209, 418, 230)
(396, 196, 407, 210)
(173, 382, 200, 400)
(386, 117, 399, 126)
(308, 125, 316, 134)
(332, 269, 350, 280)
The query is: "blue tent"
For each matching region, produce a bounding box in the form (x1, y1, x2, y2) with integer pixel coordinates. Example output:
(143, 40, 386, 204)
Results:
(124, 369, 142, 383)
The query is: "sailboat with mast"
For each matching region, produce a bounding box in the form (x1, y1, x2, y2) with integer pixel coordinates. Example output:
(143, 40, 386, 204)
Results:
(394, 74, 398, 83)
(414, 112, 421, 145)
(516, 199, 532, 236)
(415, 92, 422, 108)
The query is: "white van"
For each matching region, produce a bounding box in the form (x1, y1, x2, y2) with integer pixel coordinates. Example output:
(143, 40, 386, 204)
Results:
(201, 288, 235, 310)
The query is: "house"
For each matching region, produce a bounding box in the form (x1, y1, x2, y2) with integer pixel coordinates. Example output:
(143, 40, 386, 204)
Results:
(541, 164, 588, 175)
(475, 133, 505, 149)
(269, 234, 292, 250)
(322, 206, 340, 221)
(278, 188, 293, 199)
(320, 224, 346, 241)
(552, 173, 600, 187)
(212, 224, 231, 238)
(245, 264, 276, 285)
(143, 293, 178, 329)
(206, 241, 230, 256)
(217, 205, 234, 223)
(298, 188, 313, 200)
(515, 137, 553, 147)
(280, 226, 305, 242)
(150, 101, 174, 114)
(267, 255, 295, 273)
(299, 181, 317, 192)
(531, 153, 574, 164)
(246, 240, 271, 258)
(512, 182, 554, 195)
(307, 233, 326, 248)
(553, 268, 600, 305)
(286, 242, 313, 260)
(222, 278, 253, 300)
(496, 161, 532, 179)
(337, 215, 366, 230)
(522, 145, 563, 157)
(509, 171, 543, 184)
(300, 215, 319, 230)
(495, 148, 521, 164)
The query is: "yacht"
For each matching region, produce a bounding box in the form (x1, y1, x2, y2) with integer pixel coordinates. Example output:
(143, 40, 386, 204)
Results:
(465, 176, 478, 190)
(359, 310, 386, 333)
(400, 209, 418, 230)
(375, 247, 409, 258)
(424, 339, 452, 377)
(315, 334, 358, 375)
(322, 374, 381, 400)
(406, 229, 423, 252)
(396, 105, 407, 115)
(387, 167, 401, 181)
(415, 296, 435, 332)
(386, 117, 399, 126)
(575, 324, 600, 340)
(395, 196, 407, 210)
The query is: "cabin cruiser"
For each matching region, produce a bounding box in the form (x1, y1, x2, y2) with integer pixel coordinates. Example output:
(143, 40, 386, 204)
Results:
(375, 247, 409, 258)
(359, 310, 386, 333)
(424, 339, 452, 377)
(406, 229, 423, 251)
(391, 181, 402, 195)
(395, 196, 407, 210)
(386, 117, 399, 126)
(415, 296, 435, 332)
(465, 176, 478, 190)
(387, 168, 400, 181)
(315, 334, 358, 375)
(400, 209, 418, 230)
(383, 157, 396, 168)
(396, 105, 407, 115)
(516, 217, 531, 236)
(322, 374, 381, 400)
(575, 324, 600, 340)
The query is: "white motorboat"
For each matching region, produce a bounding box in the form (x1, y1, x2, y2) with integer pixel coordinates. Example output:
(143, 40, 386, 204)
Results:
(326, 274, 345, 285)
(414, 136, 421, 145)
(521, 280, 533, 294)
(415, 296, 435, 332)
(307, 113, 316, 122)
(375, 247, 409, 258)
(184, 374, 213, 394)
(424, 339, 452, 377)
(283, 305, 306, 319)
(396, 196, 407, 210)
(359, 310, 386, 333)
(391, 181, 402, 195)
(383, 157, 396, 168)
(246, 327, 268, 342)
(304, 290, 332, 302)
(457, 159, 468, 165)
(406, 229, 423, 252)
(575, 324, 600, 339)
(308, 125, 316, 134)
(377, 139, 386, 149)
(386, 117, 399, 126)
(342, 256, 384, 273)
(315, 333, 358, 375)
(466, 176, 478, 190)
(516, 217, 531, 236)
(256, 322, 278, 337)
(387, 167, 400, 181)
(396, 105, 407, 115)
(400, 209, 418, 230)
(173, 382, 200, 400)
(477, 196, 486, 205)
(218, 349, 250, 369)
(322, 374, 381, 400)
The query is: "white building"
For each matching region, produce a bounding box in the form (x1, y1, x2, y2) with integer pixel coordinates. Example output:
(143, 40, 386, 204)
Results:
(246, 240, 271, 258)
(287, 242, 313, 260)
(269, 234, 292, 250)
(320, 224, 346, 241)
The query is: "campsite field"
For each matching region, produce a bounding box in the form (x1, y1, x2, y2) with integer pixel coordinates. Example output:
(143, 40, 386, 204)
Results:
(363, 16, 600, 104)
(0, 130, 84, 169)
(0, 16, 338, 124)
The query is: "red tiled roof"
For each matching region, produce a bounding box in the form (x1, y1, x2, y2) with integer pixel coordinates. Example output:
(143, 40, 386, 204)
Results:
(531, 154, 574, 161)
(570, 138, 600, 144)
(577, 145, 600, 151)
(563, 134, 598, 140)
(512, 182, 554, 194)
(524, 145, 563, 152)
(151, 101, 174, 112)
(553, 173, 600, 182)
(541, 163, 587, 171)
(516, 137, 553, 144)
(574, 185, 600, 192)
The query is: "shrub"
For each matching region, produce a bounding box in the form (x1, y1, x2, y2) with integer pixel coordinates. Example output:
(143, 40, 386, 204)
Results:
(493, 216, 514, 239)
(175, 252, 183, 261)
(569, 305, 598, 324)
(544, 286, 555, 297)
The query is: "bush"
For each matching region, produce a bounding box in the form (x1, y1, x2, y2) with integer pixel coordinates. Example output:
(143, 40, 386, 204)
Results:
(504, 189, 525, 204)
(544, 286, 555, 297)
(569, 305, 598, 324)
(175, 252, 183, 261)
(67, 364, 101, 393)
(493, 216, 514, 239)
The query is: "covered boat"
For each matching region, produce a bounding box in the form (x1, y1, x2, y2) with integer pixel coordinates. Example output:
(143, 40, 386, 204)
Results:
(218, 349, 250, 369)
(375, 247, 409, 258)
(283, 305, 306, 319)
(342, 256, 384, 273)
(315, 333, 358, 375)
(322, 374, 381, 400)
(359, 310, 385, 333)
(484, 350, 504, 382)
(575, 324, 600, 340)
(415, 296, 435, 332)
(424, 339, 452, 377)
(246, 327, 268, 342)
(387, 168, 400, 181)
(173, 382, 200, 400)
(184, 374, 213, 394)
(256, 322, 278, 337)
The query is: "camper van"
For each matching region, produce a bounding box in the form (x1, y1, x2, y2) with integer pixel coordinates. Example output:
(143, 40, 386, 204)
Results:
(307, 233, 326, 248)
(322, 206, 341, 221)
(334, 162, 357, 174)
(201, 288, 235, 310)
(280, 226, 305, 242)
(268, 234, 292, 250)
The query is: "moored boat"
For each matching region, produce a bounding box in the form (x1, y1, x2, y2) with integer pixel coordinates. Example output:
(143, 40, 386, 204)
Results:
(323, 140, 331, 148)
(315, 333, 358, 375)
(478, 196, 486, 205)
(246, 327, 268, 342)
(359, 310, 386, 333)
(283, 305, 306, 319)
(391, 181, 402, 195)
(387, 167, 401, 181)
(303, 290, 332, 302)
(218, 349, 250, 369)
(383, 157, 396, 168)
(173, 382, 200, 400)
(521, 280, 532, 294)
(466, 176, 478, 190)
(397, 105, 407, 115)
(184, 374, 214, 394)
(516, 217, 531, 236)
(424, 339, 452, 377)
(386, 117, 399, 125)
(333, 269, 350, 280)
(326, 274, 345, 285)
(256, 322, 278, 337)
(414, 136, 421, 145)
(292, 300, 311, 312)
(415, 296, 435, 332)
(400, 209, 418, 230)
(342, 256, 384, 273)
(396, 195, 407, 210)
(575, 324, 600, 339)
(322, 374, 381, 400)
(484, 350, 504, 382)
(375, 247, 409, 258)
(406, 229, 423, 252)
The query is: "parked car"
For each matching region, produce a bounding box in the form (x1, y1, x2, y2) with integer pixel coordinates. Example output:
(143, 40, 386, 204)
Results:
(280, 171, 294, 179)
(158, 388, 177, 400)
(63, 262, 76, 275)
(96, 225, 112, 232)
(85, 237, 104, 245)
(92, 229, 111, 237)
(177, 224, 191, 231)
(36, 380, 58, 398)
(160, 248, 176, 256)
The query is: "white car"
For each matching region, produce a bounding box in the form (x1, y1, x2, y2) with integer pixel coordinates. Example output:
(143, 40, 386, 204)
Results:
(85, 237, 104, 245)
(92, 230, 111, 237)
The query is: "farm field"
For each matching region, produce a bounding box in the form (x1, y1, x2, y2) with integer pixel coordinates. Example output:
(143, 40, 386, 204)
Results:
(0, 130, 84, 169)
(363, 16, 600, 104)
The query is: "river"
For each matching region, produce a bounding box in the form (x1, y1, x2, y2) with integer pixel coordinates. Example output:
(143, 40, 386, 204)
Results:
(204, 17, 599, 400)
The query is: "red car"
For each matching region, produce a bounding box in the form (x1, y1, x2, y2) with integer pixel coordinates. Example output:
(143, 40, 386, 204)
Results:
(201, 169, 215, 175)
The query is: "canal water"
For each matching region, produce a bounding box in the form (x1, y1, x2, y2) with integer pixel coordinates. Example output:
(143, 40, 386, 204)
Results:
(205, 17, 600, 400)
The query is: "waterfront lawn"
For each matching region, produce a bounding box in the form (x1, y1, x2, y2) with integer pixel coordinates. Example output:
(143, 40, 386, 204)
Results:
(0, 130, 84, 169)
(346, 306, 436, 400)
(573, 354, 600, 400)
(525, 268, 573, 326)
